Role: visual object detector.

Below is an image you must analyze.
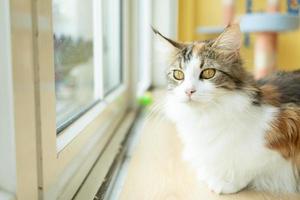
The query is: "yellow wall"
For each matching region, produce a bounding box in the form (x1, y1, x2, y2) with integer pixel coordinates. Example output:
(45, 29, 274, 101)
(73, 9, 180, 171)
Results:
(178, 0, 300, 71)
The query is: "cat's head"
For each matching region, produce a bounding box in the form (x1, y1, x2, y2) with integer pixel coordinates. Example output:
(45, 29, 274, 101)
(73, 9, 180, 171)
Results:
(154, 24, 252, 105)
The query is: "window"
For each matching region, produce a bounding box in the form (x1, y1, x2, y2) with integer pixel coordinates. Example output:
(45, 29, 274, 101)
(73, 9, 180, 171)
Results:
(30, 0, 130, 199)
(5, 0, 134, 198)
(102, 0, 122, 95)
(53, 0, 124, 132)
(53, 0, 99, 131)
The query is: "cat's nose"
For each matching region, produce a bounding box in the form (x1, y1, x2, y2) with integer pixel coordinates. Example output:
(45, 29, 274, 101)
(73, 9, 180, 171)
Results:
(185, 88, 196, 96)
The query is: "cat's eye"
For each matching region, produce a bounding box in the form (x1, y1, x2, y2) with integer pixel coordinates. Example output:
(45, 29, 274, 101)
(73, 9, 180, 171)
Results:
(173, 69, 185, 81)
(200, 68, 216, 79)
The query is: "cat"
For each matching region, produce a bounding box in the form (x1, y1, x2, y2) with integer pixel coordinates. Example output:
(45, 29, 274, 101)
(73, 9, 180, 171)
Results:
(153, 24, 300, 194)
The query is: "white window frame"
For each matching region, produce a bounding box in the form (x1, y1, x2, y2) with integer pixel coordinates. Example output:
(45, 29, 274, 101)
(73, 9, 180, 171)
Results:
(6, 0, 133, 199)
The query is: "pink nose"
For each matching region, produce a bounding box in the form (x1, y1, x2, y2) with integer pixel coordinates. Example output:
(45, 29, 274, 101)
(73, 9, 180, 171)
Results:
(185, 89, 196, 96)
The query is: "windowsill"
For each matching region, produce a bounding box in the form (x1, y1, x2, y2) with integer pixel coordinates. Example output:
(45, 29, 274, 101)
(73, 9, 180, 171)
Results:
(116, 89, 300, 200)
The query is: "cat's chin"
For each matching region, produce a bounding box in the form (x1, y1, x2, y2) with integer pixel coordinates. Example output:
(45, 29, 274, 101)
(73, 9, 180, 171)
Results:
(176, 97, 194, 103)
(177, 98, 203, 106)
(180, 98, 193, 103)
(169, 93, 208, 107)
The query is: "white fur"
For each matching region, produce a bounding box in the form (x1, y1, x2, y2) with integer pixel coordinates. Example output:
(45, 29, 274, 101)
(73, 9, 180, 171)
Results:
(164, 56, 298, 194)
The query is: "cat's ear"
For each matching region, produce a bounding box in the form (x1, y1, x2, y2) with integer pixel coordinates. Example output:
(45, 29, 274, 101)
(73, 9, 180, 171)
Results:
(212, 24, 242, 52)
(152, 27, 185, 57)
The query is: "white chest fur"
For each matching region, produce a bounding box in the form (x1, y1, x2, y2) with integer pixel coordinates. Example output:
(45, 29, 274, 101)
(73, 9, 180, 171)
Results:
(165, 93, 298, 193)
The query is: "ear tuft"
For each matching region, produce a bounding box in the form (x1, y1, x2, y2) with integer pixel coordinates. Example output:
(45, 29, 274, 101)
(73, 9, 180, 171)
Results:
(212, 24, 242, 51)
(152, 26, 185, 50)
(152, 27, 187, 66)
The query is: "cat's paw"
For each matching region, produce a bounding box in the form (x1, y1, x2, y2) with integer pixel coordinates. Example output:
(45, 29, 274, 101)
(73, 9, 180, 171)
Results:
(206, 178, 244, 195)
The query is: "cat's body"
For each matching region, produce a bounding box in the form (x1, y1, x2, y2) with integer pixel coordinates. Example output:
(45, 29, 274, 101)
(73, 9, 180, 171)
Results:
(153, 25, 300, 194)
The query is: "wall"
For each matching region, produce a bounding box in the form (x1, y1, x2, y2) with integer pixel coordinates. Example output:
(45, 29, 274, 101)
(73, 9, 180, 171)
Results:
(178, 0, 300, 71)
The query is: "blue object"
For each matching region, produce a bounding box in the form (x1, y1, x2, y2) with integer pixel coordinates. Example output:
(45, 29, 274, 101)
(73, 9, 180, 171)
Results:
(287, 0, 300, 15)
(244, 0, 252, 47)
(240, 13, 300, 33)
(197, 26, 224, 34)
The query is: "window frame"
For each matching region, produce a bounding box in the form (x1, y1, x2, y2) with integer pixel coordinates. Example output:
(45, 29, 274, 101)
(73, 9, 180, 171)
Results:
(10, 0, 132, 199)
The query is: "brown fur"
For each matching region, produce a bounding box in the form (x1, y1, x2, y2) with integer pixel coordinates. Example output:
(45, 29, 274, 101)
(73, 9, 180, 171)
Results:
(257, 71, 300, 105)
(192, 42, 205, 55)
(259, 75, 300, 167)
(259, 85, 280, 106)
(266, 104, 300, 167)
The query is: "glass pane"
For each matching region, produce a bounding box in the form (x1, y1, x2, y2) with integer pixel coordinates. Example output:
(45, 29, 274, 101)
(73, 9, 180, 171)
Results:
(102, 0, 122, 94)
(53, 0, 97, 128)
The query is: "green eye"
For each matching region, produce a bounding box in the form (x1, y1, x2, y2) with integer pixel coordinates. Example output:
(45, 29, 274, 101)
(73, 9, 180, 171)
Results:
(200, 68, 216, 79)
(173, 69, 184, 81)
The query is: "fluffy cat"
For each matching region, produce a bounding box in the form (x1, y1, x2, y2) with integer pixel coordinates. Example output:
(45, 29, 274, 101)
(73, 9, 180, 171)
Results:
(153, 24, 300, 194)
